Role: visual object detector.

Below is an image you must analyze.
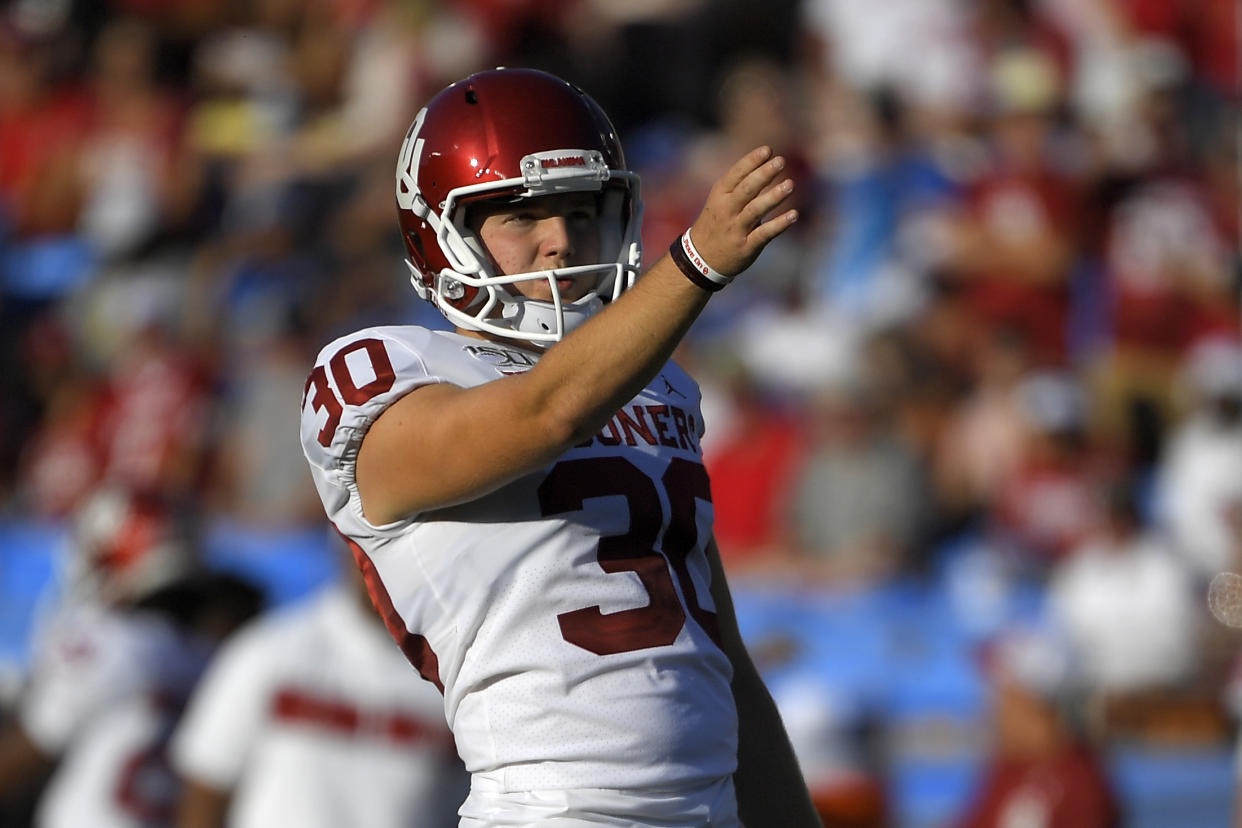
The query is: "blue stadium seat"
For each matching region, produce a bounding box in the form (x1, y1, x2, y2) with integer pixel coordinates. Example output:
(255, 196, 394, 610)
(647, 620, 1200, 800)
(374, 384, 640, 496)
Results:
(0, 521, 66, 672)
(1108, 745, 1236, 828)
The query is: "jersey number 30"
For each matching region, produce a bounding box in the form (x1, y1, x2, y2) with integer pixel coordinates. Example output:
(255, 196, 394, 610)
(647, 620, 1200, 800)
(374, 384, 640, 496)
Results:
(540, 457, 721, 656)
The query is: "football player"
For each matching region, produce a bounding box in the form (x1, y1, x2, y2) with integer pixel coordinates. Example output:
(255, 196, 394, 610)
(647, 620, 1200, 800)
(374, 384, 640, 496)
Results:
(171, 558, 468, 828)
(299, 67, 818, 827)
(0, 485, 262, 827)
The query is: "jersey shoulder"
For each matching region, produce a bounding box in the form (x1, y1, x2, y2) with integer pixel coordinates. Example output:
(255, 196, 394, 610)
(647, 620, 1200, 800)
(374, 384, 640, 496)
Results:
(302, 326, 447, 476)
(660, 359, 703, 407)
(21, 608, 188, 752)
(300, 326, 545, 483)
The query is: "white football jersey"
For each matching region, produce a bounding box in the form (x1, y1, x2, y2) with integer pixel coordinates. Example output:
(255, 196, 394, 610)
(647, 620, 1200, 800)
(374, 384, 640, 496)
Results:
(299, 326, 736, 796)
(170, 584, 465, 828)
(20, 603, 209, 828)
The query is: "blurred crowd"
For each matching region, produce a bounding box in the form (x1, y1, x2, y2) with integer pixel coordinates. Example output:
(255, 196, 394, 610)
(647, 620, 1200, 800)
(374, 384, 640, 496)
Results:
(0, 0, 1237, 825)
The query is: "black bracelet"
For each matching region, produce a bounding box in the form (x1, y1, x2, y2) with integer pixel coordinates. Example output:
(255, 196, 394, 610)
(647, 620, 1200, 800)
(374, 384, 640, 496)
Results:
(668, 230, 731, 292)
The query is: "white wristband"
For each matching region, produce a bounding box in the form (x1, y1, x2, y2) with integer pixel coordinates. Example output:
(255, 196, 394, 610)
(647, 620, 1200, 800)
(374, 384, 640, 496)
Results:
(679, 230, 732, 288)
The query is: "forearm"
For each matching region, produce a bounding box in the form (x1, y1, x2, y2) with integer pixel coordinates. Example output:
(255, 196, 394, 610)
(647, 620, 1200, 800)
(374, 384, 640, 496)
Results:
(704, 541, 820, 827)
(733, 659, 821, 828)
(0, 723, 53, 801)
(175, 779, 231, 828)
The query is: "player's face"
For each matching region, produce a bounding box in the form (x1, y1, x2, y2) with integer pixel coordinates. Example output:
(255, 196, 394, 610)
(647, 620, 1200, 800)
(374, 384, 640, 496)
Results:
(471, 192, 603, 303)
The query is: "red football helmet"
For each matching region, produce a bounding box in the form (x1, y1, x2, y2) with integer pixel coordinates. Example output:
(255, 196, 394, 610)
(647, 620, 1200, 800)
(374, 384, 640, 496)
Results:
(395, 68, 642, 346)
(65, 485, 198, 604)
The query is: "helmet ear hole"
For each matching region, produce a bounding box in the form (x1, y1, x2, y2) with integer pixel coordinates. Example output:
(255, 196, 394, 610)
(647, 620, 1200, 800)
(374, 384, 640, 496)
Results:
(405, 230, 427, 262)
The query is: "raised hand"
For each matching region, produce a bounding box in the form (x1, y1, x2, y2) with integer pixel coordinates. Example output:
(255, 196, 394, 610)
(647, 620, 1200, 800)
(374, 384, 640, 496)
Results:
(687, 146, 798, 279)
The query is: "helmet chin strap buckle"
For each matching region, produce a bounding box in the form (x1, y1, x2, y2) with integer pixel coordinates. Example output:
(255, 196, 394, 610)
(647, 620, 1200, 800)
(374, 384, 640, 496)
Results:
(438, 275, 466, 300)
(406, 261, 431, 300)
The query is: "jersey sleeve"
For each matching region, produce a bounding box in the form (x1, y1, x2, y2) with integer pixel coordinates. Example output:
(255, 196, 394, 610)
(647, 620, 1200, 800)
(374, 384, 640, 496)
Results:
(170, 623, 275, 788)
(19, 610, 144, 755)
(299, 327, 445, 530)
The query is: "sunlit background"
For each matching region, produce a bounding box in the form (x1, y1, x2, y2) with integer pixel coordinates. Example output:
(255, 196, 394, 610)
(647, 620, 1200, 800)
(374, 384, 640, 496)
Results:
(0, 0, 1238, 825)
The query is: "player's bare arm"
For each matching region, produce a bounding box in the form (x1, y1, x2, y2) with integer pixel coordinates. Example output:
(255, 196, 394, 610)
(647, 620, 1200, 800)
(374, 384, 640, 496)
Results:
(357, 147, 796, 524)
(175, 779, 230, 828)
(0, 723, 53, 804)
(705, 539, 822, 828)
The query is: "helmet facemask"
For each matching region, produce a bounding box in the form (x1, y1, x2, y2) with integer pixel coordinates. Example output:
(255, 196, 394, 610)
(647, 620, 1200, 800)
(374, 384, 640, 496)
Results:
(400, 138, 642, 347)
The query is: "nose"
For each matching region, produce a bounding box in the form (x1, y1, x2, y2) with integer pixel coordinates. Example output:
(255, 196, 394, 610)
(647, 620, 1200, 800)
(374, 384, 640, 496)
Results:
(538, 216, 574, 262)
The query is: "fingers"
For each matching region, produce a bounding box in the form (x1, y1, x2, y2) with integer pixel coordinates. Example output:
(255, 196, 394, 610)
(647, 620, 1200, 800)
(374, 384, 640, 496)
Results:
(724, 150, 794, 235)
(730, 152, 786, 202)
(740, 177, 796, 231)
(718, 145, 774, 193)
(748, 206, 799, 248)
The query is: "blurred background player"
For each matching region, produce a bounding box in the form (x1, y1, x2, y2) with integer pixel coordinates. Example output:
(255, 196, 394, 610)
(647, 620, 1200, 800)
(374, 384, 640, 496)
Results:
(171, 552, 467, 828)
(0, 484, 263, 828)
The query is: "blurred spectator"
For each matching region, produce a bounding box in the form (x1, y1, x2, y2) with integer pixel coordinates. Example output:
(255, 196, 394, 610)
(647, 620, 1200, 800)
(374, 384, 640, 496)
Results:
(941, 47, 1082, 368)
(8, 313, 104, 515)
(0, 22, 90, 243)
(1155, 338, 1242, 579)
(803, 83, 958, 333)
(799, 0, 981, 115)
(95, 326, 213, 498)
(784, 378, 930, 587)
(1079, 28, 1238, 459)
(0, 485, 262, 827)
(76, 17, 185, 261)
(956, 626, 1122, 828)
(207, 320, 325, 526)
(97, 332, 206, 500)
(934, 325, 1035, 529)
(171, 556, 466, 828)
(989, 372, 1099, 566)
(1050, 0, 1192, 173)
(1048, 480, 1200, 696)
(1053, 0, 1238, 101)
(701, 364, 807, 575)
(13, 259, 214, 519)
(1088, 170, 1237, 430)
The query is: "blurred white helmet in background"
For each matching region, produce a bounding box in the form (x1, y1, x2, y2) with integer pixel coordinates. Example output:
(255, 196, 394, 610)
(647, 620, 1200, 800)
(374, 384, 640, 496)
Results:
(65, 485, 198, 605)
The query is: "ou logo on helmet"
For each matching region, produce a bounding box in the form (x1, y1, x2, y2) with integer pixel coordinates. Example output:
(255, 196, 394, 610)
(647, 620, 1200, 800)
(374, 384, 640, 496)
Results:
(395, 107, 427, 213)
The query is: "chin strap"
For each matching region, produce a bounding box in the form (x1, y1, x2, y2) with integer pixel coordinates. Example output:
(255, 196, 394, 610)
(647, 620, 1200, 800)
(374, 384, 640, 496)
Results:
(502, 294, 603, 345)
